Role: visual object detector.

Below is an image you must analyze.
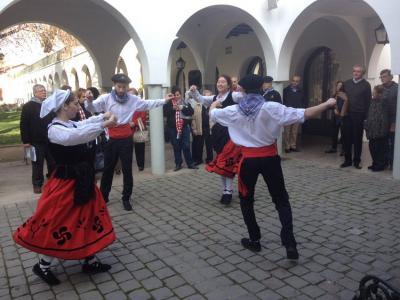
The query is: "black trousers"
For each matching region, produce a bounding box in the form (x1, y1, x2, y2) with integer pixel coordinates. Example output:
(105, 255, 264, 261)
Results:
(134, 142, 145, 169)
(330, 117, 341, 150)
(369, 137, 387, 169)
(192, 132, 213, 164)
(342, 112, 365, 165)
(239, 155, 296, 248)
(100, 137, 133, 202)
(31, 143, 56, 187)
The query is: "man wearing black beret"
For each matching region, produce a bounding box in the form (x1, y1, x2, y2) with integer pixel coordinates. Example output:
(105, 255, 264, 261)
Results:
(209, 74, 336, 260)
(86, 73, 173, 211)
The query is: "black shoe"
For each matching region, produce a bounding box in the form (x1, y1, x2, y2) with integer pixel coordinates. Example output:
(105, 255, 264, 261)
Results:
(290, 148, 300, 152)
(206, 159, 213, 164)
(340, 162, 352, 168)
(82, 261, 111, 274)
(371, 166, 384, 172)
(241, 238, 261, 252)
(174, 165, 182, 172)
(340, 151, 344, 156)
(220, 194, 232, 205)
(122, 200, 133, 211)
(188, 164, 199, 169)
(138, 167, 144, 171)
(286, 246, 299, 260)
(194, 160, 203, 166)
(115, 169, 121, 175)
(325, 148, 337, 154)
(367, 165, 374, 170)
(32, 263, 60, 286)
(354, 163, 362, 170)
(285, 149, 291, 153)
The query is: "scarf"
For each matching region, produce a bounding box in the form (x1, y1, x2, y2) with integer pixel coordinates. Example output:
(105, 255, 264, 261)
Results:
(111, 90, 129, 104)
(78, 104, 86, 120)
(31, 97, 42, 104)
(238, 93, 265, 120)
(172, 99, 183, 138)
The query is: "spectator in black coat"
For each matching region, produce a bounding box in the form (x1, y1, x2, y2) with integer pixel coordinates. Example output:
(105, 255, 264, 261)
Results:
(20, 84, 56, 194)
(283, 75, 305, 153)
(262, 76, 282, 103)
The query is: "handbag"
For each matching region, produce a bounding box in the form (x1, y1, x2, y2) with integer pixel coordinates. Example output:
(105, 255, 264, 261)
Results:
(133, 117, 149, 143)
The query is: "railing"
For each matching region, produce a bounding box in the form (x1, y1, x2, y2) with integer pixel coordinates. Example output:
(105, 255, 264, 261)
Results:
(353, 275, 400, 300)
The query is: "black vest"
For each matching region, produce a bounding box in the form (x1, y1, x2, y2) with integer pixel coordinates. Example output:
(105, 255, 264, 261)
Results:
(211, 92, 235, 153)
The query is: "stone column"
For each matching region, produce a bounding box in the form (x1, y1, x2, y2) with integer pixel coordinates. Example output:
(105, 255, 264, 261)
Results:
(146, 84, 165, 175)
(274, 81, 285, 155)
(393, 77, 400, 179)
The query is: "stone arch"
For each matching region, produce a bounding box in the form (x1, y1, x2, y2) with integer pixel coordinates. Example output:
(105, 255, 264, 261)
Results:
(71, 68, 79, 91)
(81, 65, 92, 88)
(54, 72, 60, 88)
(61, 70, 68, 86)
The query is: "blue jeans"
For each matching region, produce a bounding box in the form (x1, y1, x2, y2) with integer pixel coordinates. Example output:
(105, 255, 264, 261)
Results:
(167, 125, 194, 167)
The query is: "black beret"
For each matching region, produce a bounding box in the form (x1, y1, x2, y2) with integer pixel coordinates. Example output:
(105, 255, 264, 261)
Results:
(263, 76, 273, 83)
(111, 73, 132, 84)
(238, 74, 264, 92)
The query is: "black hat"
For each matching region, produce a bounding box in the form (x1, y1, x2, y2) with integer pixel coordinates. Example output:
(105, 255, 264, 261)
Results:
(111, 73, 132, 84)
(263, 76, 273, 83)
(238, 74, 264, 93)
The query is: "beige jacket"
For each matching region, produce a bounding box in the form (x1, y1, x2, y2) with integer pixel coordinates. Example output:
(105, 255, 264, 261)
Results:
(191, 101, 203, 136)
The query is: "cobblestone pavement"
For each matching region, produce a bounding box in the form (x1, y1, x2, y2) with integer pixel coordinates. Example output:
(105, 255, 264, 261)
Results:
(1, 159, 399, 300)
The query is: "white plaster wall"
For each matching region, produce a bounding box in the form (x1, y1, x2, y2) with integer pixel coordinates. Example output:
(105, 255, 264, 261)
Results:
(118, 40, 142, 89)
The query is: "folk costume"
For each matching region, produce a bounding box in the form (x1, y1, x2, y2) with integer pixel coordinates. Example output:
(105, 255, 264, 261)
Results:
(210, 75, 306, 259)
(190, 89, 244, 205)
(14, 89, 116, 285)
(85, 74, 167, 211)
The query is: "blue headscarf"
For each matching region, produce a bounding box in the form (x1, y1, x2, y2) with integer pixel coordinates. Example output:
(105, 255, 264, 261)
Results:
(238, 93, 265, 120)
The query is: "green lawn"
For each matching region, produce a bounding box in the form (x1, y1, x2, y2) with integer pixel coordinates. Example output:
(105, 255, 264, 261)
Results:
(0, 111, 21, 145)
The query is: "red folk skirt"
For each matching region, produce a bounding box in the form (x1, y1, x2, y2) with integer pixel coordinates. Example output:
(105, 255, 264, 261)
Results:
(13, 178, 116, 260)
(238, 144, 278, 198)
(206, 140, 242, 178)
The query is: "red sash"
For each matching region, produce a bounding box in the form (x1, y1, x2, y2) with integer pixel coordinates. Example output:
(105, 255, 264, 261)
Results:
(238, 144, 278, 198)
(108, 124, 133, 139)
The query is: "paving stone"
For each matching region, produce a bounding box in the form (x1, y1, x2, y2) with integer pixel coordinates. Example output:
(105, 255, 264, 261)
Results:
(173, 284, 196, 298)
(105, 290, 128, 300)
(257, 289, 283, 300)
(151, 287, 174, 300)
(227, 270, 252, 283)
(128, 289, 151, 300)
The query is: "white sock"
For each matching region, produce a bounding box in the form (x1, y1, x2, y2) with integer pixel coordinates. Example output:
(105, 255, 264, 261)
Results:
(221, 176, 233, 194)
(39, 255, 54, 274)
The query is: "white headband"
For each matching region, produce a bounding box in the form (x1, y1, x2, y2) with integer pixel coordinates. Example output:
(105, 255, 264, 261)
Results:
(40, 89, 71, 118)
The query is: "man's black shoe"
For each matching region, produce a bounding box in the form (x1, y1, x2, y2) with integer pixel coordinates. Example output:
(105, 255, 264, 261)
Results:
(340, 162, 352, 168)
(174, 165, 182, 172)
(354, 163, 362, 169)
(325, 148, 337, 154)
(285, 149, 291, 153)
(194, 160, 203, 166)
(82, 261, 111, 274)
(290, 148, 300, 152)
(220, 194, 232, 205)
(241, 238, 261, 252)
(123, 200, 133, 211)
(138, 167, 144, 171)
(286, 246, 299, 260)
(32, 263, 60, 286)
(188, 164, 199, 169)
(371, 166, 384, 172)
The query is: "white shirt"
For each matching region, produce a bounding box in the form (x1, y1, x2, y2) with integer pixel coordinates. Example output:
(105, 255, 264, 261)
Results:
(85, 93, 165, 125)
(48, 114, 105, 146)
(189, 90, 244, 107)
(210, 102, 305, 147)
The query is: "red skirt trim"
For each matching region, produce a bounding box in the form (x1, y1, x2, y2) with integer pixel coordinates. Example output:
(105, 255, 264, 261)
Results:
(238, 144, 278, 198)
(205, 140, 242, 178)
(13, 178, 116, 260)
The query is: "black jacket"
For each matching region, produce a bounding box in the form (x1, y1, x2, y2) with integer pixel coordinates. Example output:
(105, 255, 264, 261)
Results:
(283, 86, 305, 108)
(263, 89, 282, 103)
(20, 99, 54, 144)
(163, 101, 194, 129)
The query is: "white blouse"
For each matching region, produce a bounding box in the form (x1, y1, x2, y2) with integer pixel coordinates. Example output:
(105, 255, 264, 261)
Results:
(85, 93, 165, 125)
(210, 102, 305, 147)
(189, 90, 244, 107)
(48, 114, 105, 146)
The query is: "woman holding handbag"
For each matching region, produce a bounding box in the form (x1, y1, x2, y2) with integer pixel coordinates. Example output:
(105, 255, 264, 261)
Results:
(129, 88, 147, 171)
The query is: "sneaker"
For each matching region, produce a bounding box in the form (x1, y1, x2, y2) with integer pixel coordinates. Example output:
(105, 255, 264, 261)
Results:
(122, 200, 133, 211)
(32, 263, 60, 286)
(241, 238, 261, 252)
(220, 194, 232, 205)
(82, 261, 111, 274)
(286, 246, 299, 260)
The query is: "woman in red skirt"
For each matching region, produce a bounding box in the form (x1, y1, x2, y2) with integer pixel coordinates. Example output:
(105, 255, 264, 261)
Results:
(13, 89, 118, 285)
(189, 76, 244, 205)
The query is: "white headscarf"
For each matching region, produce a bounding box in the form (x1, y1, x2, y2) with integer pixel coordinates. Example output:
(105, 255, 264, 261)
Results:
(40, 89, 71, 118)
